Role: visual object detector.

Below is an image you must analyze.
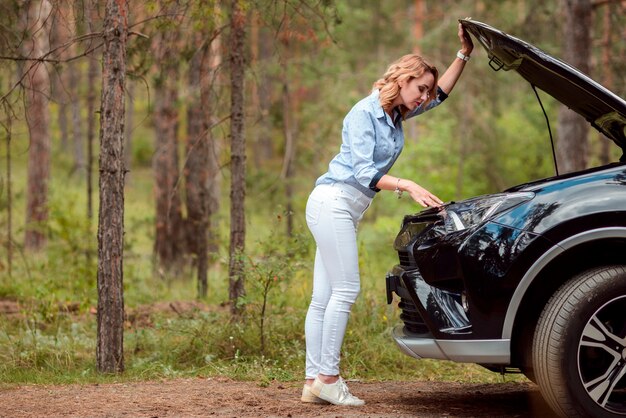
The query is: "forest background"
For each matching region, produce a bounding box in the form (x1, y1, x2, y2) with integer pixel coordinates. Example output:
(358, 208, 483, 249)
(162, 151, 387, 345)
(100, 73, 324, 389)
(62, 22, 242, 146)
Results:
(0, 0, 625, 385)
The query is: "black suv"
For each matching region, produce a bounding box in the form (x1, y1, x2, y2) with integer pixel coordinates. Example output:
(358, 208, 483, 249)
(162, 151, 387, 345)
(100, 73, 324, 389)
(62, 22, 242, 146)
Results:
(385, 20, 626, 418)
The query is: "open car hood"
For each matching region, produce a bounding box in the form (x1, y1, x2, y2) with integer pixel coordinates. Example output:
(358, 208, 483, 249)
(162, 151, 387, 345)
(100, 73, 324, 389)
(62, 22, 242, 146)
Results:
(461, 19, 626, 156)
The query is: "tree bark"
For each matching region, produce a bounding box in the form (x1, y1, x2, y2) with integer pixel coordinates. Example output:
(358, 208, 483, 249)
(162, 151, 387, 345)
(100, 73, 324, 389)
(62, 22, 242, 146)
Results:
(279, 36, 297, 238)
(250, 12, 273, 169)
(152, 6, 185, 271)
(4, 108, 12, 277)
(49, 3, 70, 152)
(185, 25, 221, 298)
(186, 39, 210, 298)
(206, 14, 223, 262)
(124, 81, 134, 170)
(412, 0, 425, 55)
(68, 1, 84, 174)
(21, 0, 52, 251)
(229, 0, 246, 316)
(86, 0, 100, 224)
(556, 0, 592, 173)
(281, 77, 296, 237)
(70, 61, 84, 172)
(96, 0, 128, 374)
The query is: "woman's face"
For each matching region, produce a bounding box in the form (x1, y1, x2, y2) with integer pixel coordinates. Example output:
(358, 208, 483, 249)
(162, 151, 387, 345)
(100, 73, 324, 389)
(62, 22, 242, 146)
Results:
(396, 72, 435, 110)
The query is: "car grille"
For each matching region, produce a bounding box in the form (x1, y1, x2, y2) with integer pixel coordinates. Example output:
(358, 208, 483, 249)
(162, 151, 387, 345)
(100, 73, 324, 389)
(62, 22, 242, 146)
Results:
(398, 251, 412, 267)
(398, 297, 428, 334)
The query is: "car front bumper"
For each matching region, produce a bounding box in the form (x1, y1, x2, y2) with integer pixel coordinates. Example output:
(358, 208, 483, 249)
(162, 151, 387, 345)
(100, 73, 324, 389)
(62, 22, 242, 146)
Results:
(387, 267, 512, 365)
(392, 325, 511, 364)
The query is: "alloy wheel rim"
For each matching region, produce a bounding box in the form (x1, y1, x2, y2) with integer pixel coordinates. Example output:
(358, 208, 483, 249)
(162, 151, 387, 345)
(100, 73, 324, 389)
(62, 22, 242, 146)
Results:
(578, 295, 626, 414)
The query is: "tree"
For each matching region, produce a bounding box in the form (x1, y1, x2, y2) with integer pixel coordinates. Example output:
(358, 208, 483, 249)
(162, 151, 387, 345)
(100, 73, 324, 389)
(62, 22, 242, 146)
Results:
(2, 101, 13, 276)
(151, 1, 186, 272)
(277, 17, 301, 238)
(186, 37, 211, 297)
(250, 12, 274, 169)
(185, 20, 222, 298)
(49, 3, 71, 153)
(96, 0, 129, 374)
(68, 3, 85, 174)
(204, 16, 224, 288)
(228, 0, 246, 315)
(85, 0, 100, 224)
(279, 56, 297, 237)
(21, 0, 52, 251)
(413, 0, 425, 55)
(556, 0, 592, 173)
(49, 2, 85, 174)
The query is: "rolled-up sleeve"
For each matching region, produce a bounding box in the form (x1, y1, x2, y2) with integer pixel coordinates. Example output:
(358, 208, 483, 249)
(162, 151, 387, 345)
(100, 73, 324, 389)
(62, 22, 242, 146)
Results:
(344, 109, 381, 190)
(405, 86, 448, 119)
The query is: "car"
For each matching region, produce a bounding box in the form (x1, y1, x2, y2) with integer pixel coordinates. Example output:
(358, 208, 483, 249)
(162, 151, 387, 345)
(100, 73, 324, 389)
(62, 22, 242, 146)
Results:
(385, 19, 626, 418)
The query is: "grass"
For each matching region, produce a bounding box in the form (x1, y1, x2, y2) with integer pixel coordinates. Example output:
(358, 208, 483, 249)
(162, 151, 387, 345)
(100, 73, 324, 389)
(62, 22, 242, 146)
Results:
(0, 127, 526, 389)
(0, 218, 524, 387)
(0, 294, 518, 388)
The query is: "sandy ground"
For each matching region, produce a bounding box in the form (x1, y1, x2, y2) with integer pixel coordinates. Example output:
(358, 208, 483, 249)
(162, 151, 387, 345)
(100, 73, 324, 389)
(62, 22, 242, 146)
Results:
(0, 377, 559, 417)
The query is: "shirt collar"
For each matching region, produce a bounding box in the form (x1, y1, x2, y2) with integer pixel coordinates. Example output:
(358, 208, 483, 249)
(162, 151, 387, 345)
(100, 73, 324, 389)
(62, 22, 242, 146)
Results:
(369, 89, 397, 128)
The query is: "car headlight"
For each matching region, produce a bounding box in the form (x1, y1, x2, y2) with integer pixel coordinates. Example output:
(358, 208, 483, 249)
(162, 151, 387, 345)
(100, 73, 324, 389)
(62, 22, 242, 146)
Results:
(443, 192, 535, 232)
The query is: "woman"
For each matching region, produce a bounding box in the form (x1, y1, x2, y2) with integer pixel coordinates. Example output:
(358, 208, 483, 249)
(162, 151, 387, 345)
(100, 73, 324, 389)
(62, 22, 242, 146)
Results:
(302, 23, 474, 406)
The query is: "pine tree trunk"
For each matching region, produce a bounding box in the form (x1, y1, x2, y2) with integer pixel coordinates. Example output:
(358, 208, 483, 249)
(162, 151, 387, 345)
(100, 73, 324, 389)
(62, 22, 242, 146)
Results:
(258, 26, 274, 165)
(153, 70, 184, 271)
(283, 99, 295, 238)
(96, 0, 128, 374)
(21, 0, 52, 251)
(186, 37, 211, 298)
(229, 0, 246, 316)
(557, 0, 592, 173)
(58, 97, 70, 152)
(152, 14, 185, 271)
(124, 82, 134, 171)
(250, 13, 273, 169)
(4, 113, 12, 276)
(70, 63, 85, 172)
(86, 0, 100, 223)
(412, 0, 425, 55)
(206, 17, 222, 266)
(280, 49, 297, 238)
(184, 27, 221, 298)
(49, 5, 70, 153)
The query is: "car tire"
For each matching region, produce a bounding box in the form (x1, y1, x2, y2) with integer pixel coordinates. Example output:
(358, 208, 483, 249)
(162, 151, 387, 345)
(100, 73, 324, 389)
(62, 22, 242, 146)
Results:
(532, 265, 626, 418)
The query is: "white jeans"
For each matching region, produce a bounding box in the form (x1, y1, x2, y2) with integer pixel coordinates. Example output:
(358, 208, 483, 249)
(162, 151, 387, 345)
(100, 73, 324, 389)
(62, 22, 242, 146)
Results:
(304, 182, 372, 379)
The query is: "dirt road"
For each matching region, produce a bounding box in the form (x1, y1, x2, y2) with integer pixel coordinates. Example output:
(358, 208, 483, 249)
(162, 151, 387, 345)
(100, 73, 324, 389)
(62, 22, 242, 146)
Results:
(0, 377, 558, 417)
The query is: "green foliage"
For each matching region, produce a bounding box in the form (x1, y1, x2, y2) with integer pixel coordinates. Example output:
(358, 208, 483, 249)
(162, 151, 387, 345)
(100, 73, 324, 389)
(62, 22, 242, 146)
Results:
(3, 0, 622, 389)
(129, 131, 154, 168)
(0, 173, 519, 386)
(0, 186, 525, 386)
(241, 211, 310, 354)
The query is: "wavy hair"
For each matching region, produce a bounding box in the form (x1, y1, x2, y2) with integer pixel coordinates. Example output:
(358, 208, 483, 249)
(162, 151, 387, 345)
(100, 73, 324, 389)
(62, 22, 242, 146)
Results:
(372, 54, 438, 118)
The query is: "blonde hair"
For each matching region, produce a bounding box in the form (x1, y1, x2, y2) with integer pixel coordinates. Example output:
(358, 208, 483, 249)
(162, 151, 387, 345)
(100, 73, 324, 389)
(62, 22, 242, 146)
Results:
(372, 54, 439, 118)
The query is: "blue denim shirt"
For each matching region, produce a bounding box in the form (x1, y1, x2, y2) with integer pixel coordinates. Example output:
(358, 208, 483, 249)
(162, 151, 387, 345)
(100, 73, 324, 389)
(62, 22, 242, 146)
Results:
(316, 88, 447, 198)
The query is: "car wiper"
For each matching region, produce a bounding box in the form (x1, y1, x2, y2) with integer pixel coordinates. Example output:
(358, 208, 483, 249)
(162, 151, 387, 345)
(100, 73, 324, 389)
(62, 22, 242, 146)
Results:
(532, 84, 559, 176)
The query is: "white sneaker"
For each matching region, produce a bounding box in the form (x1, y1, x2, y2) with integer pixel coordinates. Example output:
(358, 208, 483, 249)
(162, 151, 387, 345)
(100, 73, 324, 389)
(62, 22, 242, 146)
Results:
(310, 377, 365, 406)
(301, 384, 329, 404)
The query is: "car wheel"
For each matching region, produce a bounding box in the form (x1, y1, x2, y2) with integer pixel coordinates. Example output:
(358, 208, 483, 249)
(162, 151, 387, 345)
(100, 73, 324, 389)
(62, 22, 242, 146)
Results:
(533, 265, 626, 418)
